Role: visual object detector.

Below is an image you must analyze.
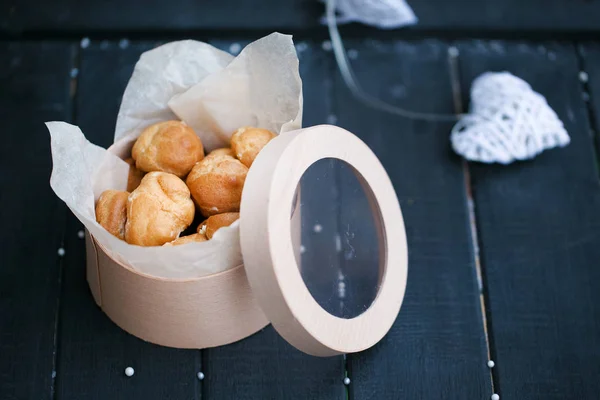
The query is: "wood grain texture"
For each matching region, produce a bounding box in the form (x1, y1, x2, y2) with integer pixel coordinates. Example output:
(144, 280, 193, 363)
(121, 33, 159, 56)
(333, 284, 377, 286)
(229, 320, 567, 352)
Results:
(581, 44, 600, 160)
(55, 41, 202, 400)
(0, 0, 322, 33)
(457, 40, 600, 399)
(336, 40, 491, 399)
(337, 156, 383, 319)
(296, 158, 344, 319)
(86, 236, 269, 349)
(3, 0, 600, 34)
(409, 0, 600, 32)
(0, 42, 72, 400)
(201, 41, 346, 399)
(90, 235, 268, 349)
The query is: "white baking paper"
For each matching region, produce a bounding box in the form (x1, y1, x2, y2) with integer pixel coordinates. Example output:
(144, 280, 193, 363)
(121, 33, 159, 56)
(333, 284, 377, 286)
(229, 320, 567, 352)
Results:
(168, 35, 303, 150)
(47, 32, 303, 279)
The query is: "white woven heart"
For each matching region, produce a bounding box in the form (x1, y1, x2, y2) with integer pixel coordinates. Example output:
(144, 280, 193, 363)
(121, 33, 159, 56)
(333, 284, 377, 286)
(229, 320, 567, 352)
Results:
(322, 0, 417, 29)
(451, 72, 570, 164)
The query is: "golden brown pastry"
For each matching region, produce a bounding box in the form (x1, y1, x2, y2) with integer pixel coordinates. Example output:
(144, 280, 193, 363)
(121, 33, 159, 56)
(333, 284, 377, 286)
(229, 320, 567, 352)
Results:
(186, 156, 248, 217)
(197, 212, 240, 239)
(206, 147, 235, 159)
(230, 126, 276, 167)
(125, 157, 145, 192)
(95, 190, 129, 240)
(163, 233, 208, 246)
(132, 120, 204, 178)
(125, 172, 195, 246)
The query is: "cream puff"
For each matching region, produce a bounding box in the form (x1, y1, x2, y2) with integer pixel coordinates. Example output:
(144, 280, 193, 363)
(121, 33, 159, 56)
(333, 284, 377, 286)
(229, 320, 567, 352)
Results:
(230, 126, 276, 167)
(197, 212, 240, 239)
(186, 156, 248, 217)
(125, 172, 195, 246)
(95, 190, 129, 240)
(132, 120, 204, 178)
(125, 157, 145, 192)
(163, 233, 208, 246)
(206, 147, 235, 159)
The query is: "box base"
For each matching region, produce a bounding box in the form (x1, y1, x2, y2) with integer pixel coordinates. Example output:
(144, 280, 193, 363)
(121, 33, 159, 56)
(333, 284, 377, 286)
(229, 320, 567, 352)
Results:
(86, 232, 269, 349)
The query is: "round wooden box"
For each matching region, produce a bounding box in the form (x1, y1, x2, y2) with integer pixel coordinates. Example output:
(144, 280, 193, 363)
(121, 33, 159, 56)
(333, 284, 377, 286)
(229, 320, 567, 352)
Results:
(85, 125, 408, 356)
(85, 234, 269, 349)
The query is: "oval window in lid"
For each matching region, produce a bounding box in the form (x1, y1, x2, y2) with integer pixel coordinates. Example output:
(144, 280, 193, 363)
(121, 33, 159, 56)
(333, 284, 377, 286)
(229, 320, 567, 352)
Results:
(290, 158, 384, 320)
(240, 125, 408, 357)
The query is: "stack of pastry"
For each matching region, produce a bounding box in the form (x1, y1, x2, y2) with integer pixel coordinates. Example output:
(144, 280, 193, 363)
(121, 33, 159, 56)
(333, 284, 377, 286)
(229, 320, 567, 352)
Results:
(95, 121, 275, 246)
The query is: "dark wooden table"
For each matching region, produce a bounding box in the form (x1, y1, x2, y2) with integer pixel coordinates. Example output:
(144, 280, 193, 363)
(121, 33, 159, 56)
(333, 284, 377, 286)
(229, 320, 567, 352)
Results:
(2, 1, 600, 399)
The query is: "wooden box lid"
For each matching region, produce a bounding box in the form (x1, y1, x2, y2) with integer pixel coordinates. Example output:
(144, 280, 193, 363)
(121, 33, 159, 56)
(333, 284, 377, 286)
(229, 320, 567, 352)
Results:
(240, 125, 408, 357)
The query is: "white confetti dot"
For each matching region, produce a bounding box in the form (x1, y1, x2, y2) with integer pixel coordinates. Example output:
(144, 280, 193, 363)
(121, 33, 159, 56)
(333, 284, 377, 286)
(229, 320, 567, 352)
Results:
(77, 230, 85, 239)
(343, 377, 351, 385)
(80, 37, 90, 49)
(322, 40, 332, 51)
(125, 367, 134, 377)
(579, 71, 589, 83)
(391, 85, 407, 99)
(197, 371, 205, 380)
(491, 394, 499, 400)
(295, 42, 308, 52)
(334, 234, 342, 252)
(229, 43, 242, 54)
(347, 49, 359, 59)
(299, 245, 306, 254)
(448, 46, 459, 57)
(119, 39, 130, 49)
(57, 248, 65, 257)
(70, 68, 79, 78)
(487, 360, 495, 368)
(583, 92, 590, 102)
(313, 224, 323, 233)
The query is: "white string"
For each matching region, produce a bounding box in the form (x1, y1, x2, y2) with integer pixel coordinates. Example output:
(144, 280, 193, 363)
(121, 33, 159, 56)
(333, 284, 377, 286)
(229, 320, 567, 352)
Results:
(325, 0, 461, 122)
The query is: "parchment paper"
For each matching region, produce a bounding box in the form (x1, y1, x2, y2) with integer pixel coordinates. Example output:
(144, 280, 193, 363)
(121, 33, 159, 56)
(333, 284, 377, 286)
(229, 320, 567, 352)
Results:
(47, 33, 303, 279)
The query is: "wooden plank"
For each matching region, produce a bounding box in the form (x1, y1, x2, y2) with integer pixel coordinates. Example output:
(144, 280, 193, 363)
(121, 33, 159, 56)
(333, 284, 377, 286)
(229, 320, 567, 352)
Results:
(55, 41, 202, 400)
(336, 159, 382, 319)
(296, 157, 345, 318)
(410, 0, 600, 33)
(201, 41, 346, 400)
(3, 0, 600, 35)
(581, 43, 600, 158)
(457, 40, 600, 399)
(0, 0, 321, 33)
(0, 42, 73, 399)
(336, 39, 491, 399)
